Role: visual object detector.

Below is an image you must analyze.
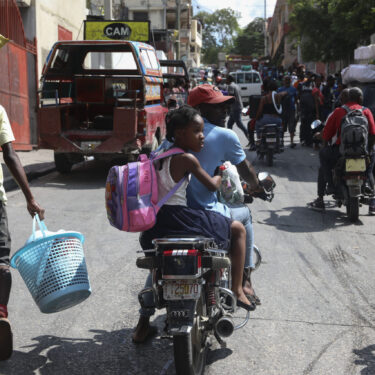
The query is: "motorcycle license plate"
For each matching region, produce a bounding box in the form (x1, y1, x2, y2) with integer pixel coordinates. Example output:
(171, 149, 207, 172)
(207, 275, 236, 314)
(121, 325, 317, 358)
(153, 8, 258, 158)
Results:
(163, 280, 201, 300)
(346, 158, 366, 172)
(266, 137, 277, 143)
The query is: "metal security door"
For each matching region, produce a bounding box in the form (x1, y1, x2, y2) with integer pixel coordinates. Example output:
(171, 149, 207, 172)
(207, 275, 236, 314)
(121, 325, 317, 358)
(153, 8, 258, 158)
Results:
(0, 0, 36, 150)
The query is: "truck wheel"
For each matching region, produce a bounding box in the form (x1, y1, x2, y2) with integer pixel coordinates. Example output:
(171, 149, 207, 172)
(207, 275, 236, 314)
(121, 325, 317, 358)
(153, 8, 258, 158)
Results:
(54, 152, 73, 174)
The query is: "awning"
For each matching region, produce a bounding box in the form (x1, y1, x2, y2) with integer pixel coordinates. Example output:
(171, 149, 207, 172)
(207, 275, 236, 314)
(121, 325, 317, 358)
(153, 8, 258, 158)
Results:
(144, 76, 163, 83)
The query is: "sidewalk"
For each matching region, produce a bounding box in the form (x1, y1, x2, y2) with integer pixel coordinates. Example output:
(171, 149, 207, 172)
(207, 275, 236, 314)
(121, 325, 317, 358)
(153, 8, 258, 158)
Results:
(1, 149, 56, 191)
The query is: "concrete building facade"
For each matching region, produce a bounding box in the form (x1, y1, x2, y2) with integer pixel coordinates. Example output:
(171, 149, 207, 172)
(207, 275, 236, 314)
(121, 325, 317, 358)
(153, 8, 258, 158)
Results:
(267, 0, 297, 70)
(18, 0, 87, 78)
(88, 0, 202, 67)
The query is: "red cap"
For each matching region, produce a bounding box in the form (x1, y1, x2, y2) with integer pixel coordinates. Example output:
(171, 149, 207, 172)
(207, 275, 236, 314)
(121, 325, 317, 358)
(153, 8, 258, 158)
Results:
(188, 84, 234, 108)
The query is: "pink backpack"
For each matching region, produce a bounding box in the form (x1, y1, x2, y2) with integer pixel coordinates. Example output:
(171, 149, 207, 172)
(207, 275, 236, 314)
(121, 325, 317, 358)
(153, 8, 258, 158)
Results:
(105, 147, 186, 232)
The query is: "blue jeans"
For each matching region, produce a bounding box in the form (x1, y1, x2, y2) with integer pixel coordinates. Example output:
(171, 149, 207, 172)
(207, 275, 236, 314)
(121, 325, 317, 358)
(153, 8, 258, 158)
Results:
(255, 114, 282, 138)
(227, 109, 249, 138)
(139, 205, 255, 317)
(229, 204, 254, 269)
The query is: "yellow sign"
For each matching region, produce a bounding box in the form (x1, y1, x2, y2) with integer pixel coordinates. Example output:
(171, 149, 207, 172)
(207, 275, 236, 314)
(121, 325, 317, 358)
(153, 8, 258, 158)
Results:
(84, 21, 150, 42)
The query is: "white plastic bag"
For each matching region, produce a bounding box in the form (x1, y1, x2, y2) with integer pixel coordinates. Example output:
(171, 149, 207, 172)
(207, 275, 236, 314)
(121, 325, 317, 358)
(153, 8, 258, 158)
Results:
(341, 64, 375, 84)
(218, 161, 244, 205)
(25, 215, 65, 245)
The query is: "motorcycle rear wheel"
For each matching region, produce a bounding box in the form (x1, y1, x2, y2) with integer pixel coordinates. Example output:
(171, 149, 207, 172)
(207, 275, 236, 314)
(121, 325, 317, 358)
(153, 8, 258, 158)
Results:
(267, 149, 274, 166)
(173, 296, 208, 375)
(346, 197, 359, 222)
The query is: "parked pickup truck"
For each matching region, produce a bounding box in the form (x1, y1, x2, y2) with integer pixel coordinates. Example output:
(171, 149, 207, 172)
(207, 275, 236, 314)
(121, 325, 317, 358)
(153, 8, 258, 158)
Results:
(38, 40, 167, 173)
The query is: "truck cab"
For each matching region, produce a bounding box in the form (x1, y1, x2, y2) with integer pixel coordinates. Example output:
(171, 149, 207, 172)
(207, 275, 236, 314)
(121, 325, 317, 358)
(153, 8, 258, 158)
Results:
(229, 70, 262, 105)
(38, 41, 167, 172)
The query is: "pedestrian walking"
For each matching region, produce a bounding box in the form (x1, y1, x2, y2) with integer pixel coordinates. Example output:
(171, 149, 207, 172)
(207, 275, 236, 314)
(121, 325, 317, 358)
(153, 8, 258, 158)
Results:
(0, 104, 45, 361)
(226, 75, 249, 138)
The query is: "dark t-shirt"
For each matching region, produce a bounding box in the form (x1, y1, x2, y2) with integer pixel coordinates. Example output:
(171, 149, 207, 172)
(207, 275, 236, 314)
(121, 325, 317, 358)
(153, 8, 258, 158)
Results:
(298, 81, 315, 113)
(322, 85, 335, 111)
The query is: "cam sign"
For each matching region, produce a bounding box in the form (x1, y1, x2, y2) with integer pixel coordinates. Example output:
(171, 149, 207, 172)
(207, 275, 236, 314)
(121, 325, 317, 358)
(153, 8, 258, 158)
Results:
(84, 21, 150, 42)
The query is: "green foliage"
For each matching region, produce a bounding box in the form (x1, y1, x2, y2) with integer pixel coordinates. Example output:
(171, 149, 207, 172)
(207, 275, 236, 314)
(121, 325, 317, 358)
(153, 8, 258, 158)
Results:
(232, 18, 265, 57)
(195, 8, 240, 63)
(289, 0, 375, 62)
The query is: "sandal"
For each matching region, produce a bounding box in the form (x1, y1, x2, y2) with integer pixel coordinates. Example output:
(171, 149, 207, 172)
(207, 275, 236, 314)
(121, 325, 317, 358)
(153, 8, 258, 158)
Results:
(237, 299, 256, 312)
(247, 293, 261, 306)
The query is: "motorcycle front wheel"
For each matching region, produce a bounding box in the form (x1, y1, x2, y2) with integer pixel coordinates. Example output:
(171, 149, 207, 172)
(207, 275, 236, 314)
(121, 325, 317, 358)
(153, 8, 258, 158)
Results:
(346, 196, 359, 222)
(173, 296, 208, 375)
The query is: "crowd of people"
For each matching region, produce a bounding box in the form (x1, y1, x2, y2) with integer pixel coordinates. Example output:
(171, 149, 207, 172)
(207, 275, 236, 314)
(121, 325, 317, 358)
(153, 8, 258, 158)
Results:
(1, 61, 374, 360)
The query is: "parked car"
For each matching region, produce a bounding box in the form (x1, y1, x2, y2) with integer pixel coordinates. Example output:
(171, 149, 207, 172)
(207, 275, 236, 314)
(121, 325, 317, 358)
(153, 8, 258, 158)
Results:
(188, 67, 200, 80)
(38, 40, 167, 173)
(229, 70, 263, 105)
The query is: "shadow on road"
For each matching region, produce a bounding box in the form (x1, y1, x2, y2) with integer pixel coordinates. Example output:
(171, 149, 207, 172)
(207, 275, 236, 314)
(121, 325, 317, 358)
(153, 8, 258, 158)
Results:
(353, 344, 375, 374)
(258, 203, 365, 233)
(0, 320, 234, 375)
(0, 326, 174, 375)
(206, 347, 233, 366)
(33, 159, 111, 191)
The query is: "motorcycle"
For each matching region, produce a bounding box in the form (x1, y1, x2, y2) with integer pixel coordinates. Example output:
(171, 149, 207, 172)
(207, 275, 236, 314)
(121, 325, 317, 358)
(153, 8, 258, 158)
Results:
(256, 123, 283, 166)
(310, 120, 373, 221)
(332, 155, 372, 222)
(136, 172, 275, 375)
(311, 119, 325, 148)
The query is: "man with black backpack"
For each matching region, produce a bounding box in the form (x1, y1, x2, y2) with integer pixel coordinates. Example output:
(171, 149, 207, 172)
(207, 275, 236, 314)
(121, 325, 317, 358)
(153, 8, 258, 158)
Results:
(297, 71, 316, 146)
(308, 87, 375, 213)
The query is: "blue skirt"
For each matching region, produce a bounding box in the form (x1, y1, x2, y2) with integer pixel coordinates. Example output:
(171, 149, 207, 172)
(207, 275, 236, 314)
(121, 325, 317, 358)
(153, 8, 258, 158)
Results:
(140, 205, 232, 250)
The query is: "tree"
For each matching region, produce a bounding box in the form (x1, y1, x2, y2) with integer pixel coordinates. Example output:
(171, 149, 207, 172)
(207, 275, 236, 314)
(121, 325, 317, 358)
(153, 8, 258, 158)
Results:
(289, 0, 375, 63)
(194, 8, 240, 64)
(232, 18, 265, 57)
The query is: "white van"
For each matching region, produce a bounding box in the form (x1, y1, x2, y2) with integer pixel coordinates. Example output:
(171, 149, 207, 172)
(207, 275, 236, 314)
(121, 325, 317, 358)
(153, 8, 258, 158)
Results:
(229, 70, 262, 105)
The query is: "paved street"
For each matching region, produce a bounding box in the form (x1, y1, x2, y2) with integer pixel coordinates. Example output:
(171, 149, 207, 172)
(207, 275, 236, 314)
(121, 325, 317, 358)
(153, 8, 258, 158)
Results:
(1, 127, 375, 375)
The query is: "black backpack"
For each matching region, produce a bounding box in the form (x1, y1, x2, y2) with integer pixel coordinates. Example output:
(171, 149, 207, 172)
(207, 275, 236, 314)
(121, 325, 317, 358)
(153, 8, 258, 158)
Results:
(299, 83, 315, 113)
(339, 105, 369, 156)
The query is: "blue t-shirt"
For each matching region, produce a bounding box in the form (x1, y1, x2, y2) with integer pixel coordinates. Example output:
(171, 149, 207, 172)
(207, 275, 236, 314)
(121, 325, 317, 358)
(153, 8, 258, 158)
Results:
(277, 85, 297, 110)
(158, 119, 246, 218)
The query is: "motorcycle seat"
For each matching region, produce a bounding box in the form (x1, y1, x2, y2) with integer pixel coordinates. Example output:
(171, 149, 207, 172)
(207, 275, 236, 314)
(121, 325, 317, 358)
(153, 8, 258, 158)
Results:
(152, 236, 216, 251)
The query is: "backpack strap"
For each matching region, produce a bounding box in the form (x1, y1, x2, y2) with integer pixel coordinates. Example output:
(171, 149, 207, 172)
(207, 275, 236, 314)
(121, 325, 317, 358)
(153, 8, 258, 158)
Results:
(342, 104, 364, 115)
(152, 146, 188, 210)
(156, 175, 188, 209)
(151, 146, 185, 161)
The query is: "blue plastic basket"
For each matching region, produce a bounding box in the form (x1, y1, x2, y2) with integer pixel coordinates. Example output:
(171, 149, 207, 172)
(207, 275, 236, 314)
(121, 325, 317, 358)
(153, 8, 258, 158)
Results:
(10, 216, 91, 314)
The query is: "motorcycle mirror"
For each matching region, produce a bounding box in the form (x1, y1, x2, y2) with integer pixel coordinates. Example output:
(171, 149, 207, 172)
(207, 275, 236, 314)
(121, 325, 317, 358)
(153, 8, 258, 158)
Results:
(311, 119, 322, 130)
(258, 172, 276, 192)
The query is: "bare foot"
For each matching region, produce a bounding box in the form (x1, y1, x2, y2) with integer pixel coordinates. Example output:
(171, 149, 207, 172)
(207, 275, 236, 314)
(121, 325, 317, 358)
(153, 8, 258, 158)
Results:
(243, 278, 255, 297)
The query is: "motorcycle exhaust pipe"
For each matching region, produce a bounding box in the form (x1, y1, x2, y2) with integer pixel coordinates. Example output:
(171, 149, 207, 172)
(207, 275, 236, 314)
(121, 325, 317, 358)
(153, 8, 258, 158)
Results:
(215, 316, 235, 338)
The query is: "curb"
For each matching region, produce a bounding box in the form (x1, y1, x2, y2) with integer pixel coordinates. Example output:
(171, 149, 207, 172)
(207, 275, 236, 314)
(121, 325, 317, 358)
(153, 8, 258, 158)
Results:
(3, 162, 56, 192)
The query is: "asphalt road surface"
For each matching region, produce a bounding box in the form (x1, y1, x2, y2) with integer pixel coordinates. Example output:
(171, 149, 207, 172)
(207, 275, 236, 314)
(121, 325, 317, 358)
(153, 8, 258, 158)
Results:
(1, 127, 374, 375)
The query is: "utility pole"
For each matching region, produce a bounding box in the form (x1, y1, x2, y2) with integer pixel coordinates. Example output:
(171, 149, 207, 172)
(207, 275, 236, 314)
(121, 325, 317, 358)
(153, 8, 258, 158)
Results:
(104, 0, 112, 68)
(175, 0, 181, 59)
(163, 0, 167, 29)
(104, 0, 112, 20)
(264, 0, 268, 57)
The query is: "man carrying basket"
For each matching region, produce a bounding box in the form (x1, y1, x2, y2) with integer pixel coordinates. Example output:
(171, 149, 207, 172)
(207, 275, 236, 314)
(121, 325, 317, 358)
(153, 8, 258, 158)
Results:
(0, 104, 45, 361)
